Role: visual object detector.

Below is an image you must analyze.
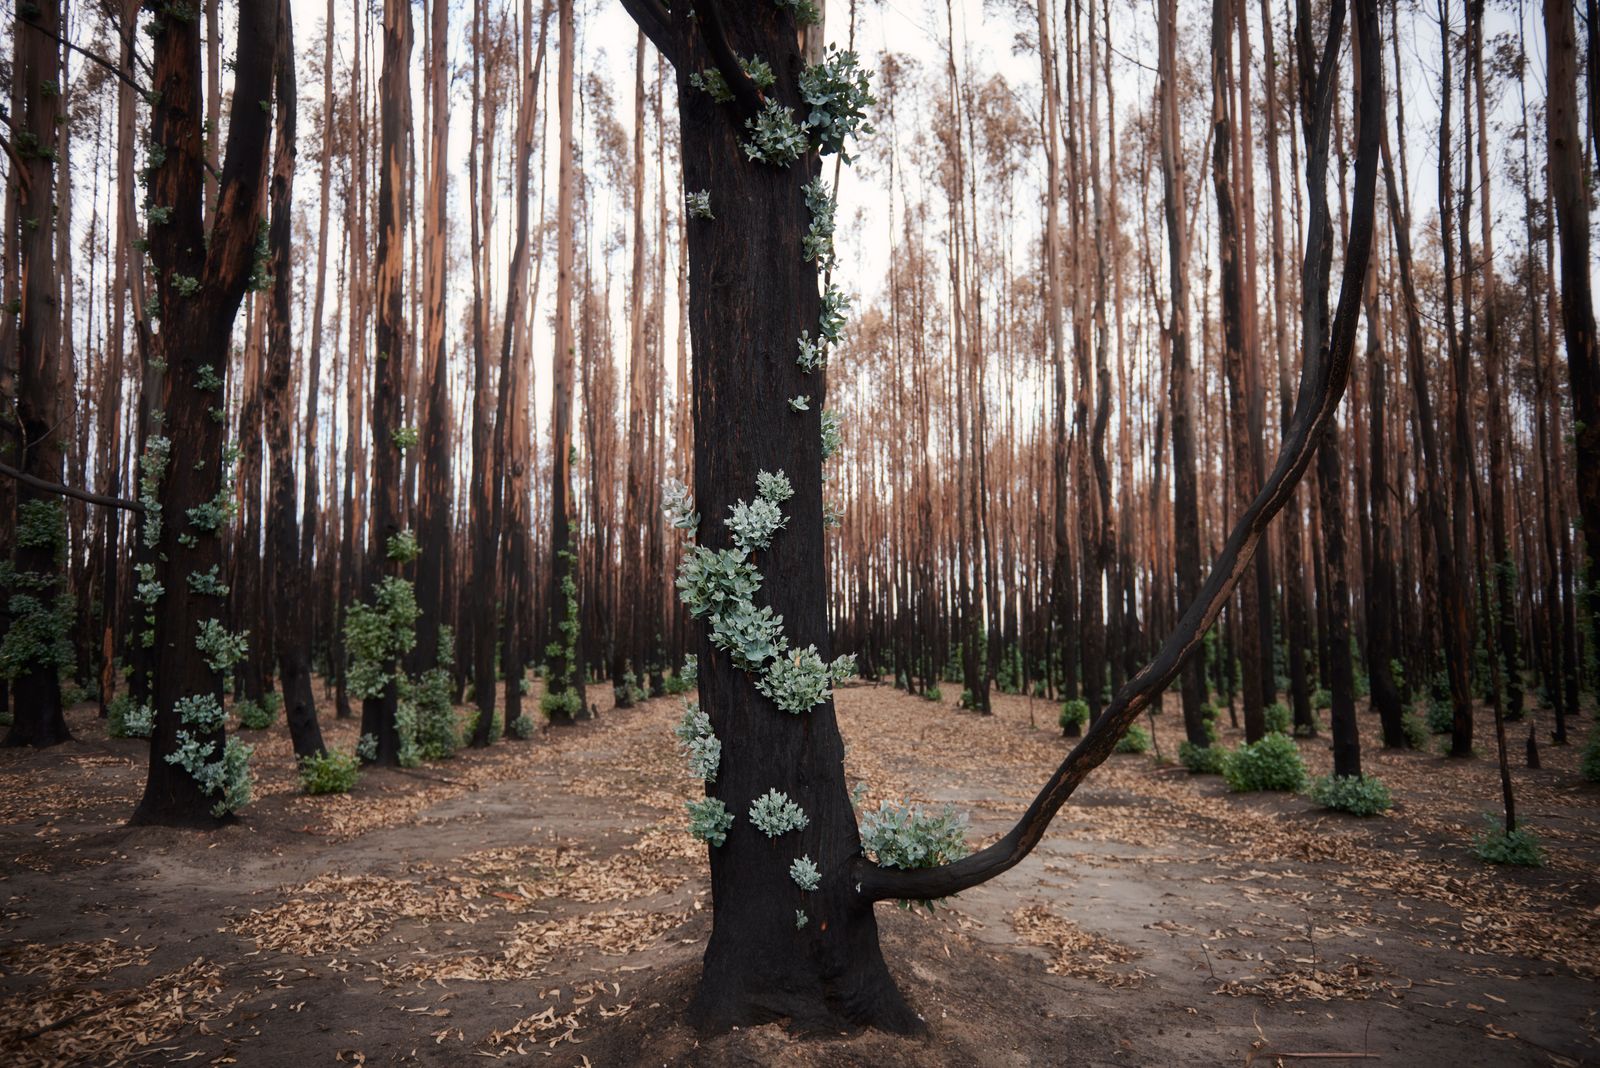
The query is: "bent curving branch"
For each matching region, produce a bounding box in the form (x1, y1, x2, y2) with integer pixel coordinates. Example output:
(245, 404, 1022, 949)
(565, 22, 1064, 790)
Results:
(854, 0, 1384, 905)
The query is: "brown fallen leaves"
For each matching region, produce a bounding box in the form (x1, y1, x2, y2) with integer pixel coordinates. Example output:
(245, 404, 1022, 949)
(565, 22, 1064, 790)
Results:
(225, 872, 481, 956)
(415, 907, 686, 982)
(1, 956, 231, 1068)
(1009, 905, 1150, 988)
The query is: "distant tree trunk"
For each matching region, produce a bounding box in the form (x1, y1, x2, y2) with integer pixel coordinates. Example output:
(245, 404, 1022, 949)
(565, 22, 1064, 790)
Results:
(265, 0, 325, 759)
(619, 30, 651, 708)
(414, 0, 453, 674)
(1212, 0, 1265, 741)
(1158, 0, 1208, 745)
(1544, 0, 1600, 669)
(1381, 46, 1466, 760)
(301, 0, 337, 590)
(1361, 285, 1405, 746)
(1436, 0, 1477, 758)
(3, 0, 70, 747)
(545, 0, 585, 723)
(358, 0, 413, 766)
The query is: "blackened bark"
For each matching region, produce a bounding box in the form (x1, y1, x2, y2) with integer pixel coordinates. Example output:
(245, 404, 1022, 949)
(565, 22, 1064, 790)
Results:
(620, 0, 916, 1034)
(1361, 295, 1405, 745)
(1158, 0, 1208, 746)
(265, 0, 325, 759)
(1545, 0, 1600, 668)
(133, 0, 278, 825)
(359, 0, 413, 766)
(4, 0, 70, 748)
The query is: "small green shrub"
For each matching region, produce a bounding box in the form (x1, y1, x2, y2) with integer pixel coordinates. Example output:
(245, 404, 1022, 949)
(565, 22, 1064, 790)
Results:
(1115, 724, 1151, 754)
(1472, 816, 1545, 867)
(1311, 687, 1332, 711)
(1223, 733, 1307, 792)
(663, 672, 692, 696)
(235, 696, 277, 730)
(107, 694, 154, 738)
(298, 749, 361, 795)
(1264, 701, 1292, 735)
(410, 668, 460, 760)
(540, 687, 582, 721)
(463, 708, 504, 743)
(613, 666, 646, 708)
(1425, 694, 1453, 735)
(924, 685, 943, 702)
(1178, 740, 1228, 774)
(1200, 702, 1220, 743)
(1058, 699, 1089, 734)
(1309, 774, 1392, 816)
(1578, 725, 1600, 783)
(1401, 711, 1429, 750)
(510, 713, 537, 740)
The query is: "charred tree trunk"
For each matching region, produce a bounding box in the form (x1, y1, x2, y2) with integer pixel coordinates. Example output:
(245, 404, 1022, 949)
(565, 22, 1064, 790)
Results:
(358, 0, 413, 766)
(265, 0, 325, 759)
(133, 0, 278, 824)
(3, 0, 70, 747)
(1545, 0, 1600, 668)
(1158, 0, 1209, 746)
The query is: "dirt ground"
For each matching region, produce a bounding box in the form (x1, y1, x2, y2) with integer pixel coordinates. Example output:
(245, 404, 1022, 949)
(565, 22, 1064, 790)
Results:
(1, 679, 1596, 1067)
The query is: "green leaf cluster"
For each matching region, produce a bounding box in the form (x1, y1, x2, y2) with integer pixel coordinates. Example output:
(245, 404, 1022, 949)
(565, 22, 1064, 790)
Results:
(798, 47, 877, 160)
(1472, 816, 1545, 866)
(1178, 740, 1228, 774)
(345, 576, 420, 700)
(686, 796, 734, 846)
(789, 855, 821, 891)
(1222, 732, 1307, 792)
(673, 700, 721, 781)
(299, 748, 361, 795)
(1308, 774, 1392, 816)
(1115, 724, 1151, 753)
(1264, 701, 1292, 735)
(859, 799, 969, 870)
(749, 788, 809, 837)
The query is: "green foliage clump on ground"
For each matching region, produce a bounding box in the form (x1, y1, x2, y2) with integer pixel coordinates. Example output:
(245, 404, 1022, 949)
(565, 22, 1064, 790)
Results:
(108, 694, 154, 738)
(408, 661, 461, 761)
(509, 713, 536, 740)
(1223, 733, 1307, 792)
(235, 691, 281, 730)
(1401, 711, 1429, 750)
(1472, 816, 1545, 867)
(1424, 673, 1454, 734)
(1264, 701, 1292, 735)
(1309, 774, 1393, 816)
(1115, 724, 1151, 754)
(299, 749, 361, 795)
(1058, 699, 1088, 734)
(1178, 740, 1228, 774)
(1311, 687, 1332, 712)
(1580, 725, 1600, 784)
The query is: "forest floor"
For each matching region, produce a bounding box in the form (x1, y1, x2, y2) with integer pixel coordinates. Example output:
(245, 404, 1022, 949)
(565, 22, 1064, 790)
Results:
(1, 680, 1597, 1067)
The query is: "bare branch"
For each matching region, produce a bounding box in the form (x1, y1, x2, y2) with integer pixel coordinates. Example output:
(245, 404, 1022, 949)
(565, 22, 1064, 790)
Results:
(853, 0, 1384, 905)
(0, 461, 144, 513)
